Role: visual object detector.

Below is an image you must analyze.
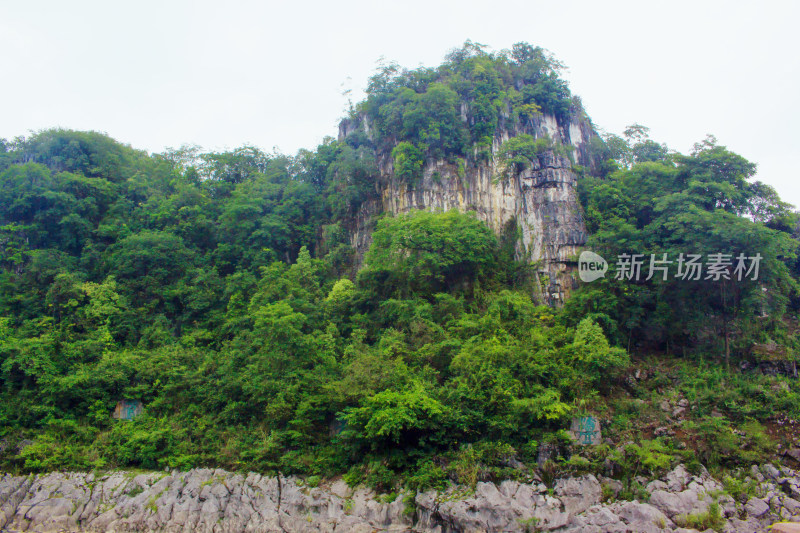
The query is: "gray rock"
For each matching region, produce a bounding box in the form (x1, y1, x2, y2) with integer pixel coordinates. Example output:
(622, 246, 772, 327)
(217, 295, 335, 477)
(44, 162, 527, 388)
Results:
(330, 479, 352, 499)
(750, 465, 764, 481)
(555, 474, 602, 514)
(598, 476, 623, 499)
(785, 482, 800, 500)
(649, 489, 709, 519)
(664, 464, 692, 492)
(1, 464, 798, 533)
(719, 494, 737, 518)
(744, 497, 770, 518)
(783, 496, 800, 515)
(647, 479, 669, 493)
(654, 426, 675, 437)
(560, 505, 628, 532)
(562, 501, 673, 533)
(723, 517, 763, 533)
(763, 464, 782, 480)
(537, 441, 557, 466)
(0, 470, 415, 533)
(615, 500, 673, 528)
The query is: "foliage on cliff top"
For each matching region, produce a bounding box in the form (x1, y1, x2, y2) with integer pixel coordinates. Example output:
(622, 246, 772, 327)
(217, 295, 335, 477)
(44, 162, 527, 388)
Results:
(356, 41, 578, 175)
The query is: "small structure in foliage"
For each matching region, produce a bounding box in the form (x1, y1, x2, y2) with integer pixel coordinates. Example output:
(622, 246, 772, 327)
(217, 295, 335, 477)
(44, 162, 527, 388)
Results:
(570, 416, 601, 445)
(113, 400, 143, 420)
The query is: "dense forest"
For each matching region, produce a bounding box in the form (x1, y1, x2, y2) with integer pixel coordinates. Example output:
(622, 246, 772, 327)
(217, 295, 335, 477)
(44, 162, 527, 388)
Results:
(1, 42, 798, 494)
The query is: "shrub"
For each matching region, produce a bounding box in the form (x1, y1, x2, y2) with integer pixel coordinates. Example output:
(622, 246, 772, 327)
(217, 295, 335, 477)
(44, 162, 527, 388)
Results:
(391, 142, 424, 185)
(675, 502, 724, 531)
(343, 461, 396, 493)
(407, 460, 448, 491)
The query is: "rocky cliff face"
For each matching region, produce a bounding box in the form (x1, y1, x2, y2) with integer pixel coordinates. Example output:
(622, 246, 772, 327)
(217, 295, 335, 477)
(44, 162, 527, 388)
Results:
(340, 109, 594, 304)
(2, 464, 799, 532)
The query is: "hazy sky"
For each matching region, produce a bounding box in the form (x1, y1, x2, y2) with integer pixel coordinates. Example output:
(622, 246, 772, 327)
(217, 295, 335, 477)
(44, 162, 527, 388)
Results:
(2, 1, 798, 205)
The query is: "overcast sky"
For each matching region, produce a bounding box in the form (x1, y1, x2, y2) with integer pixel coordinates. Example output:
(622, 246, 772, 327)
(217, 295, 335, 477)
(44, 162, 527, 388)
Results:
(2, 1, 798, 205)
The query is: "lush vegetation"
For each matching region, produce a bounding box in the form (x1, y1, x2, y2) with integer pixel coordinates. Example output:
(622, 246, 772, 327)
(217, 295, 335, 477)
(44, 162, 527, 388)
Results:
(0, 122, 625, 481)
(359, 40, 579, 176)
(1, 43, 799, 495)
(573, 127, 799, 362)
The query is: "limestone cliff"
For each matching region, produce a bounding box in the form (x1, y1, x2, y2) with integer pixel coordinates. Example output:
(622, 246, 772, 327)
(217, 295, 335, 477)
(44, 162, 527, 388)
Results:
(339, 107, 595, 304)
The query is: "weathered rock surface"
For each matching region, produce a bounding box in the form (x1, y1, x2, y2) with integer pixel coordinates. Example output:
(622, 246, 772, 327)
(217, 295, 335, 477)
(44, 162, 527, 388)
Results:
(772, 523, 800, 533)
(340, 109, 595, 304)
(646, 463, 736, 522)
(1, 464, 799, 532)
(554, 474, 602, 515)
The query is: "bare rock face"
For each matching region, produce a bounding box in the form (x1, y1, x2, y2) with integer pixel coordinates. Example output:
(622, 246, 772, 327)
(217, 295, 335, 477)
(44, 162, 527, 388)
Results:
(554, 474, 602, 515)
(2, 463, 800, 532)
(0, 470, 409, 533)
(415, 480, 570, 532)
(340, 110, 595, 304)
(560, 501, 674, 533)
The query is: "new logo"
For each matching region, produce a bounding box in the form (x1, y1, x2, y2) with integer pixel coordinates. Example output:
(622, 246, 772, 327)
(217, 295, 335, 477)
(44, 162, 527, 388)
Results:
(578, 251, 608, 282)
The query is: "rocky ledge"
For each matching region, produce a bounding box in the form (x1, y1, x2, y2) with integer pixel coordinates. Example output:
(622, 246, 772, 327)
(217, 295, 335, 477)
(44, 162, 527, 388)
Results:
(1, 464, 799, 532)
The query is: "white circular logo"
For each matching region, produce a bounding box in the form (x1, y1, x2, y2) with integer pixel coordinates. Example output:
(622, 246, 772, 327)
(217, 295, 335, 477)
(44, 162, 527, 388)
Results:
(578, 251, 608, 282)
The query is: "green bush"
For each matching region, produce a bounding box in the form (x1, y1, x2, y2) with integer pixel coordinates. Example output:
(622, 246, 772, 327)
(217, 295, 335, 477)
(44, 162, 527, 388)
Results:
(343, 461, 397, 493)
(407, 460, 448, 491)
(391, 142, 424, 184)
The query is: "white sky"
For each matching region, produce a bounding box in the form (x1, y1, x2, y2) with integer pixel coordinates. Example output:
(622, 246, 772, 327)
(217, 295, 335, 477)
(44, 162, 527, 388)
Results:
(1, 1, 798, 206)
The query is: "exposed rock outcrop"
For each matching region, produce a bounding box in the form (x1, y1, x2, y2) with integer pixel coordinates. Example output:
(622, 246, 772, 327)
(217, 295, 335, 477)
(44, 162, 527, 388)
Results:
(340, 109, 595, 304)
(2, 464, 799, 532)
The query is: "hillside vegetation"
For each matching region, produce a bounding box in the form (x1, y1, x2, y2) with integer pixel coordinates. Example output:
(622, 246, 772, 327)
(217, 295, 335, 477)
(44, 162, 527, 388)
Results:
(0, 42, 799, 493)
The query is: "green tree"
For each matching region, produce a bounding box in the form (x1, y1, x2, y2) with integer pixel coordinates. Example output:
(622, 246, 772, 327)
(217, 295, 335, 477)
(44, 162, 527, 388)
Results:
(360, 210, 498, 298)
(391, 142, 424, 185)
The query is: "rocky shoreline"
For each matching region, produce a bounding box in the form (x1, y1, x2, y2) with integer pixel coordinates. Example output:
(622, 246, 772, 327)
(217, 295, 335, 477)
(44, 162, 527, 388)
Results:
(1, 464, 799, 532)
